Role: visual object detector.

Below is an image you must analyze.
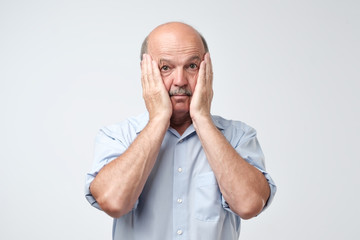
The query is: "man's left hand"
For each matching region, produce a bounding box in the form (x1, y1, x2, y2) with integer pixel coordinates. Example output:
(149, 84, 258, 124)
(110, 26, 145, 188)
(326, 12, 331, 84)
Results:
(190, 53, 213, 122)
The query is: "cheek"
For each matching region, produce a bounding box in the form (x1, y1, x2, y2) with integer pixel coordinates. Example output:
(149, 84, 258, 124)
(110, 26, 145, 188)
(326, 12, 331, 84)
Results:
(188, 75, 198, 93)
(162, 76, 172, 91)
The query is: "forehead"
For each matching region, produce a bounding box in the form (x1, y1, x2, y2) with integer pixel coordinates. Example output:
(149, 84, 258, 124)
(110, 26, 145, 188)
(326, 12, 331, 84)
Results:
(147, 25, 205, 60)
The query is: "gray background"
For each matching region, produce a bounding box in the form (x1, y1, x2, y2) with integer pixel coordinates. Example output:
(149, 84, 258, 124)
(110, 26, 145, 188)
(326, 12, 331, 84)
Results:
(1, 0, 359, 239)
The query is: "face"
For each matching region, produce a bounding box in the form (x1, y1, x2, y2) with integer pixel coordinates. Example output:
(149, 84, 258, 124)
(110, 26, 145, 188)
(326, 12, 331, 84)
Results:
(147, 24, 206, 116)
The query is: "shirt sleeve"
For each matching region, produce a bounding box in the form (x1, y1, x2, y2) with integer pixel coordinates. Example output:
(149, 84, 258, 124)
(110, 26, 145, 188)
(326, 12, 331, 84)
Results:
(234, 124, 277, 213)
(84, 127, 130, 210)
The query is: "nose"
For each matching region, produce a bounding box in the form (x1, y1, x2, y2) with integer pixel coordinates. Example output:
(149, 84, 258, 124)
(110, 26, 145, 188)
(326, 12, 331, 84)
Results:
(173, 68, 188, 87)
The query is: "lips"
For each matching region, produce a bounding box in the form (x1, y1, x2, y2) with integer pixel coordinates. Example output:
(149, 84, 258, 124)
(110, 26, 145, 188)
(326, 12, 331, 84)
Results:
(172, 94, 188, 98)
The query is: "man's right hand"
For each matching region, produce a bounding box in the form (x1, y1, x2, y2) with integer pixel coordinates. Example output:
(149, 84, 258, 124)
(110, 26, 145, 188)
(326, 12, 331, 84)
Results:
(91, 55, 171, 218)
(141, 54, 172, 126)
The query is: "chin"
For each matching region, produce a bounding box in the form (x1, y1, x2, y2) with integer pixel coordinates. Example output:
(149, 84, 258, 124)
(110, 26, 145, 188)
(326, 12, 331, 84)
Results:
(172, 105, 190, 116)
(171, 98, 191, 116)
(172, 108, 190, 114)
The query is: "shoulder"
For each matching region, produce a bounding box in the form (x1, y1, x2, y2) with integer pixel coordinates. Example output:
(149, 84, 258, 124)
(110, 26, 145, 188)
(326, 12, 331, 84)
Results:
(212, 115, 255, 133)
(211, 115, 257, 144)
(99, 112, 149, 141)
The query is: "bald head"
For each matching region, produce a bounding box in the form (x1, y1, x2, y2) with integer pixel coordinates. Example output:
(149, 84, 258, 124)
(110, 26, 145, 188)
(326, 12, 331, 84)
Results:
(140, 22, 208, 60)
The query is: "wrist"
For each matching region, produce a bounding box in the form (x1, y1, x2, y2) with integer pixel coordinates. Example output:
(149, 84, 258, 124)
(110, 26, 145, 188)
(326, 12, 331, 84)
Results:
(191, 113, 213, 131)
(148, 114, 170, 129)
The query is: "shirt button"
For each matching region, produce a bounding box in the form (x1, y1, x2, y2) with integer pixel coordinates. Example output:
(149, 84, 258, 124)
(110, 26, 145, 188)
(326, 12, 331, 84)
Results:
(177, 229, 183, 235)
(178, 167, 183, 173)
(179, 139, 184, 143)
(177, 198, 183, 203)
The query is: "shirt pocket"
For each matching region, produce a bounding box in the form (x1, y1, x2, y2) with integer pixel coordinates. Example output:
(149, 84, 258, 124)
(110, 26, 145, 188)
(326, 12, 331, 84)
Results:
(195, 172, 222, 222)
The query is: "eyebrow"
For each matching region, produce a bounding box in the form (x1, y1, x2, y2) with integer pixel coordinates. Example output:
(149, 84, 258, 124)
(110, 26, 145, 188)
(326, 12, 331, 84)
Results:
(159, 55, 202, 65)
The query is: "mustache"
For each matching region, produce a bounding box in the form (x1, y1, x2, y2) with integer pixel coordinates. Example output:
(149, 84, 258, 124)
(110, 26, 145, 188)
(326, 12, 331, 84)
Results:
(169, 87, 192, 96)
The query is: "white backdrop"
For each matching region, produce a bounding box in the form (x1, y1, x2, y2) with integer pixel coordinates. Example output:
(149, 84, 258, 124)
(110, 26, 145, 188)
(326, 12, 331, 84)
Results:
(1, 0, 359, 239)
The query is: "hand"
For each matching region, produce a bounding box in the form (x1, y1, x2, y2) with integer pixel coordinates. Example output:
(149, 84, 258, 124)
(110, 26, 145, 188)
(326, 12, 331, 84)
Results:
(190, 53, 213, 121)
(141, 54, 172, 125)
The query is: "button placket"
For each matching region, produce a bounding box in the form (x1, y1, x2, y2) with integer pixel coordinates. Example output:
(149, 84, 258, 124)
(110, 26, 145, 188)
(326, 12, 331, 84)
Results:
(173, 137, 188, 239)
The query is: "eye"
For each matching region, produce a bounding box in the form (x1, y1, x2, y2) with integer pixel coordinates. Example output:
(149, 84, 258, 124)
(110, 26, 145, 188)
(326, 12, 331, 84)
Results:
(160, 65, 170, 71)
(189, 63, 198, 69)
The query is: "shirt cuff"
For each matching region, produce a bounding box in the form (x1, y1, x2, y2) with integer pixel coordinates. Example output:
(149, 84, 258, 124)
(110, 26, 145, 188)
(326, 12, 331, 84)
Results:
(221, 168, 277, 216)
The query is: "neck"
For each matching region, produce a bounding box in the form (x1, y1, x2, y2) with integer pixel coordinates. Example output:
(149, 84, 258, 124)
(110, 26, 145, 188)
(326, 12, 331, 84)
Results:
(170, 112, 192, 136)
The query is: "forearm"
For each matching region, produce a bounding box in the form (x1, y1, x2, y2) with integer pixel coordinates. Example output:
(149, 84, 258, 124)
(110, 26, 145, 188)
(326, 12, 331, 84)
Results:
(90, 118, 168, 218)
(193, 116, 270, 219)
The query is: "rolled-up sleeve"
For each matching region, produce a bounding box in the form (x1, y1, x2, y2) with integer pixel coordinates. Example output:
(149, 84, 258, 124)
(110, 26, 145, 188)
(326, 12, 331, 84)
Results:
(85, 128, 129, 210)
(234, 125, 277, 213)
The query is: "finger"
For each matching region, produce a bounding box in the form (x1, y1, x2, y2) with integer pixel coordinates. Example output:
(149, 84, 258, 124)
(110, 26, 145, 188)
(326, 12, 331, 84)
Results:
(205, 53, 213, 86)
(143, 54, 156, 89)
(145, 54, 154, 87)
(151, 59, 163, 86)
(197, 60, 206, 88)
(141, 54, 149, 89)
(148, 55, 160, 88)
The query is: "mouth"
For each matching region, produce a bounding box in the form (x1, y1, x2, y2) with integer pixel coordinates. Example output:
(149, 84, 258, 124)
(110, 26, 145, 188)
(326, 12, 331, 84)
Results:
(171, 94, 189, 99)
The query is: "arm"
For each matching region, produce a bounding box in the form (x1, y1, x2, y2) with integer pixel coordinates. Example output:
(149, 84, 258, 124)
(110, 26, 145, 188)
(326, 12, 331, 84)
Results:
(90, 54, 172, 218)
(190, 53, 270, 219)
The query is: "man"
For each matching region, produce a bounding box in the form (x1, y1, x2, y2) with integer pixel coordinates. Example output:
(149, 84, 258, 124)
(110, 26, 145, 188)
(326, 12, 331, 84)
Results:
(85, 22, 276, 239)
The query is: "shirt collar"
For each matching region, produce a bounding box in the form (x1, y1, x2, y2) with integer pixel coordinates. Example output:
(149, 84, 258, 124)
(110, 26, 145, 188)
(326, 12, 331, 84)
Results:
(135, 112, 150, 134)
(211, 115, 226, 131)
(135, 112, 225, 134)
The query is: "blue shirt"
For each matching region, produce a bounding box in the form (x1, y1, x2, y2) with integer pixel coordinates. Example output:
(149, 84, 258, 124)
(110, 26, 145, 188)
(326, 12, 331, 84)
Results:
(85, 113, 276, 240)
